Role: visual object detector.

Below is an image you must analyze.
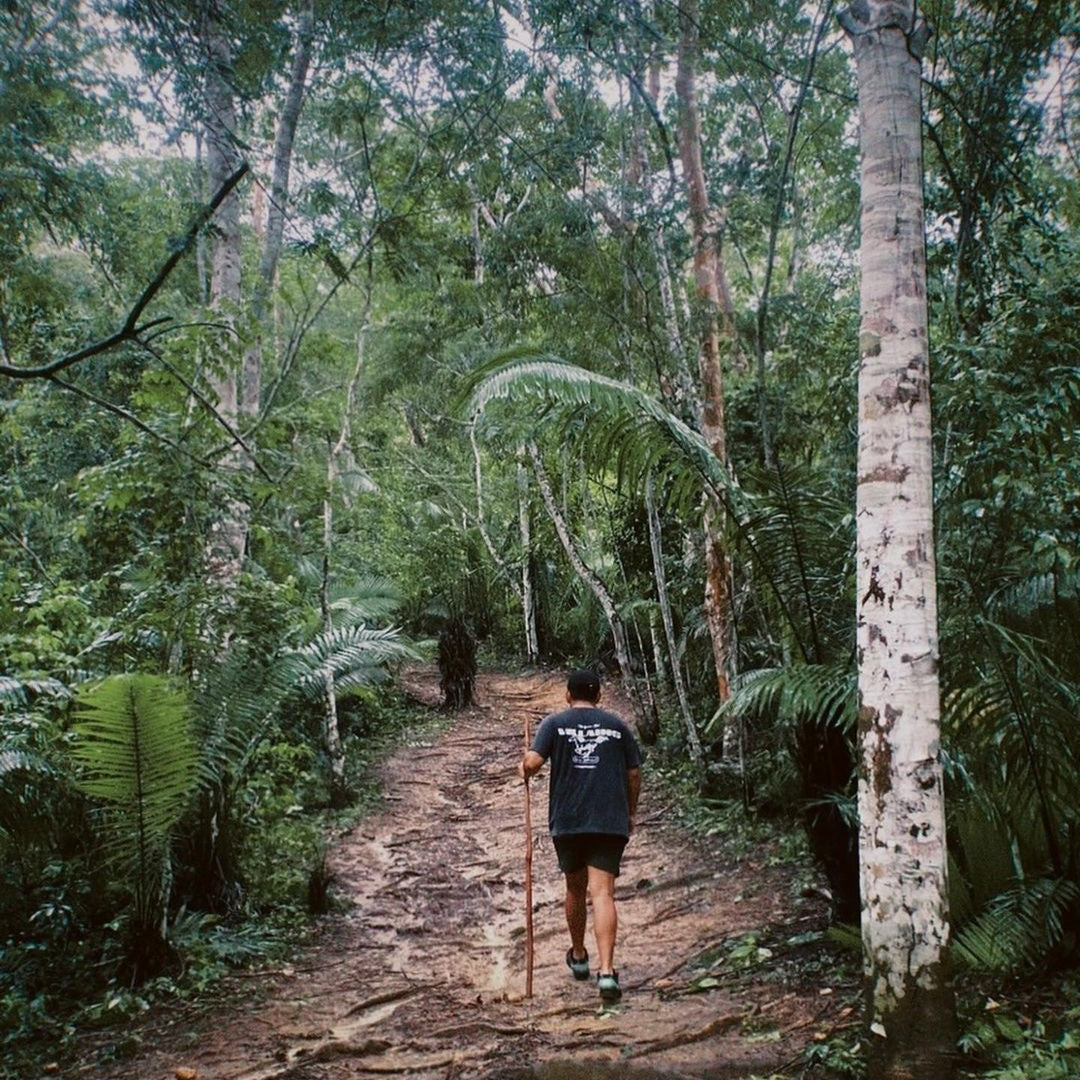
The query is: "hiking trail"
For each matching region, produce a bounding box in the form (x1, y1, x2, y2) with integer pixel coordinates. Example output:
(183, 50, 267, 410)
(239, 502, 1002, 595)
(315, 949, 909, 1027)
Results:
(90, 667, 857, 1079)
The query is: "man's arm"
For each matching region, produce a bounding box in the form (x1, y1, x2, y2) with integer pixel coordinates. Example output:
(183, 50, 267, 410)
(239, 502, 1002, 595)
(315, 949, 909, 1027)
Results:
(627, 766, 642, 833)
(519, 749, 545, 780)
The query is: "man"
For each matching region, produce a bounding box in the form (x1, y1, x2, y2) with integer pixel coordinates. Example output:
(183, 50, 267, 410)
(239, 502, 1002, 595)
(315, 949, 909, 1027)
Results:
(519, 668, 642, 1002)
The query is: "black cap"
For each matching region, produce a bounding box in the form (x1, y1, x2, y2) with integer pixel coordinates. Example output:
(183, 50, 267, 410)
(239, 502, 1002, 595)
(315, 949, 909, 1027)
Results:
(567, 668, 601, 702)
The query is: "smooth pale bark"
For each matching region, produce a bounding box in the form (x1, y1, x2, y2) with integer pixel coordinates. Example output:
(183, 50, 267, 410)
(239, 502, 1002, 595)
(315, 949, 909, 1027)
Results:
(202, 7, 246, 597)
(675, 0, 738, 750)
(841, 3, 956, 1076)
(246, 0, 315, 420)
(517, 459, 539, 663)
(469, 426, 540, 662)
(646, 474, 701, 762)
(528, 443, 632, 678)
(320, 304, 371, 808)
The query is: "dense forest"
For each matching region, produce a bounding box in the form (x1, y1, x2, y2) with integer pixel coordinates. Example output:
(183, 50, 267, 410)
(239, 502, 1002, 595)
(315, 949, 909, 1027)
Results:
(1, 1, 1077, 1077)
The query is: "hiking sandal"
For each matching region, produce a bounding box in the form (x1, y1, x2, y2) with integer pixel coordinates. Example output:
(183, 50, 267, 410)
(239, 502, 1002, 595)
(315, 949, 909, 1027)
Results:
(597, 971, 621, 1001)
(566, 947, 590, 981)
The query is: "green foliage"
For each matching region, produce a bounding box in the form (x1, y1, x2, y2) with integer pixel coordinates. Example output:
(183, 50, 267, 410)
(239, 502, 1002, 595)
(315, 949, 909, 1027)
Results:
(953, 879, 1080, 974)
(958, 982, 1080, 1079)
(69, 675, 198, 977)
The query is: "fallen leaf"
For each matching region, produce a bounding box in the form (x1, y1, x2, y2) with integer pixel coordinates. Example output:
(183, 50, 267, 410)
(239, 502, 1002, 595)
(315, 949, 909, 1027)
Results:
(174, 1068, 198, 1080)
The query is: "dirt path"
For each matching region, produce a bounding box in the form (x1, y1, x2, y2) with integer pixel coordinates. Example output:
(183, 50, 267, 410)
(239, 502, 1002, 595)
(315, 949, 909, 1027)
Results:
(93, 668, 856, 1079)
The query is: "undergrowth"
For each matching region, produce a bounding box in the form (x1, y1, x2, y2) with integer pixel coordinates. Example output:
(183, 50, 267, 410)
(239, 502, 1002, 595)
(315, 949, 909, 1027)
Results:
(0, 685, 443, 1080)
(648, 739, 1080, 1079)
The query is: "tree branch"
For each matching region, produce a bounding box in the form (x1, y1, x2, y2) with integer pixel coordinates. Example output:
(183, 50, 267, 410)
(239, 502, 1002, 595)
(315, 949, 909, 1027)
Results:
(48, 375, 216, 471)
(0, 164, 250, 380)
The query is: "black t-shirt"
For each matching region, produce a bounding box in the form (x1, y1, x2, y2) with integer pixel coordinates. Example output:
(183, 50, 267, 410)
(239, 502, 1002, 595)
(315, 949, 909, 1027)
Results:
(531, 706, 643, 838)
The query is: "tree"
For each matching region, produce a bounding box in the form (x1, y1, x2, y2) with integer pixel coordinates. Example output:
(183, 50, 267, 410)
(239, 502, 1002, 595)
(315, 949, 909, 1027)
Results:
(840, 2, 957, 1075)
(675, 0, 738, 730)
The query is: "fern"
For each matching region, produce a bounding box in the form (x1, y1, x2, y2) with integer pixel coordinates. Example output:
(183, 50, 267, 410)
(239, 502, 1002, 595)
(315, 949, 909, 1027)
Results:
(70, 675, 198, 934)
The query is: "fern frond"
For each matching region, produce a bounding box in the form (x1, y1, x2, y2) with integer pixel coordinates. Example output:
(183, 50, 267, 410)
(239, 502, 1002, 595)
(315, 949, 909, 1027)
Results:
(70, 675, 198, 924)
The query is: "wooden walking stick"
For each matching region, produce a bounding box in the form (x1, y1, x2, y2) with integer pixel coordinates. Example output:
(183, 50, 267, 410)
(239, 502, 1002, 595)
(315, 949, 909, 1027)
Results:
(523, 713, 534, 999)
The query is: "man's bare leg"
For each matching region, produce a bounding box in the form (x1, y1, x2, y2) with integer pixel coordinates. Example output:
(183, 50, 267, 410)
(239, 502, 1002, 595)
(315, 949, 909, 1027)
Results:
(586, 865, 618, 973)
(564, 867, 588, 960)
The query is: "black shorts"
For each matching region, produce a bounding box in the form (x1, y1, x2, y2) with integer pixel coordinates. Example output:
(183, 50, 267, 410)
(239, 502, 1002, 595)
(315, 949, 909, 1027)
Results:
(553, 833, 628, 877)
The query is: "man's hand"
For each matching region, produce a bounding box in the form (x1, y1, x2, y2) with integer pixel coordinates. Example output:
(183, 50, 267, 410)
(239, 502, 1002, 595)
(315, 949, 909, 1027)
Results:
(520, 749, 544, 781)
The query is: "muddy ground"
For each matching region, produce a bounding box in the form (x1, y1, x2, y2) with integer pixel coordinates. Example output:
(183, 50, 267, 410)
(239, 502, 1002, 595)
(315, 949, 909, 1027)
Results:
(82, 668, 859, 1079)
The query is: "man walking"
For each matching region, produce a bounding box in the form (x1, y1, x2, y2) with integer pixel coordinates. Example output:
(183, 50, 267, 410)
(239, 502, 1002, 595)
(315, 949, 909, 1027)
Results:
(519, 668, 642, 1002)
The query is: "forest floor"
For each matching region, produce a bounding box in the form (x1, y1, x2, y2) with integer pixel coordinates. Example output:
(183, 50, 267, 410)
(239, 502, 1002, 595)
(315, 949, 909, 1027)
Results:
(81, 667, 861, 1080)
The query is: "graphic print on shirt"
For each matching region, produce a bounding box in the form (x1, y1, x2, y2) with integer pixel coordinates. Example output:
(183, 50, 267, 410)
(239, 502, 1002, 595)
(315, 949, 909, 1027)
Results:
(559, 725, 622, 770)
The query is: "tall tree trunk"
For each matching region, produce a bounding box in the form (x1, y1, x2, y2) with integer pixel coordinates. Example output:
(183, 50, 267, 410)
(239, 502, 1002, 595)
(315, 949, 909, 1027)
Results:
(517, 458, 539, 663)
(528, 442, 631, 679)
(754, 1, 834, 470)
(245, 0, 315, 420)
(468, 425, 539, 661)
(202, 6, 246, 599)
(675, 0, 738, 751)
(320, 296, 371, 809)
(840, 4, 956, 1075)
(646, 474, 701, 762)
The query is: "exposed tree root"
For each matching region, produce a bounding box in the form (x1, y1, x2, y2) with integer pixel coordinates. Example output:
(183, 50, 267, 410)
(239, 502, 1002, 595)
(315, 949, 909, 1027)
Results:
(625, 1011, 746, 1058)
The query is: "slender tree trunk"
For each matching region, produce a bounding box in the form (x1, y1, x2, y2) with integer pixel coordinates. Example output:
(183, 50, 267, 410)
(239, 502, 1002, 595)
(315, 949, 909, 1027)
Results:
(754, 2, 834, 470)
(245, 0, 314, 421)
(201, 5, 247, 610)
(468, 425, 535, 651)
(840, 4, 956, 1075)
(675, 0, 738, 749)
(320, 510, 348, 808)
(320, 298, 371, 809)
(528, 442, 631, 678)
(517, 458, 539, 663)
(646, 474, 701, 762)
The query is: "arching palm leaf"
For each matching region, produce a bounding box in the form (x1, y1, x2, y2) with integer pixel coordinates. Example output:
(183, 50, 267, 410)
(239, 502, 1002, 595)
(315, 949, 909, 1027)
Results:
(286, 625, 421, 701)
(466, 352, 844, 653)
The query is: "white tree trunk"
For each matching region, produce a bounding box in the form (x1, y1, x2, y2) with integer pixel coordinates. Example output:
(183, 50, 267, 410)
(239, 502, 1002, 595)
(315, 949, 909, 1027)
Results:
(202, 7, 246, 598)
(528, 443, 631, 677)
(246, 0, 315, 420)
(841, 3, 956, 1075)
(320, 297, 372, 808)
(517, 459, 539, 663)
(646, 474, 701, 762)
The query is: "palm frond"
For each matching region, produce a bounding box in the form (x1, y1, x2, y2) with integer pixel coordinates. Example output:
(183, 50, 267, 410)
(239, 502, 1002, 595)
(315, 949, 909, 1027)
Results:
(329, 574, 403, 626)
(953, 878, 1080, 973)
(466, 352, 854, 661)
(705, 663, 856, 738)
(0, 675, 69, 705)
(0, 747, 54, 779)
(286, 625, 420, 701)
(466, 352, 738, 512)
